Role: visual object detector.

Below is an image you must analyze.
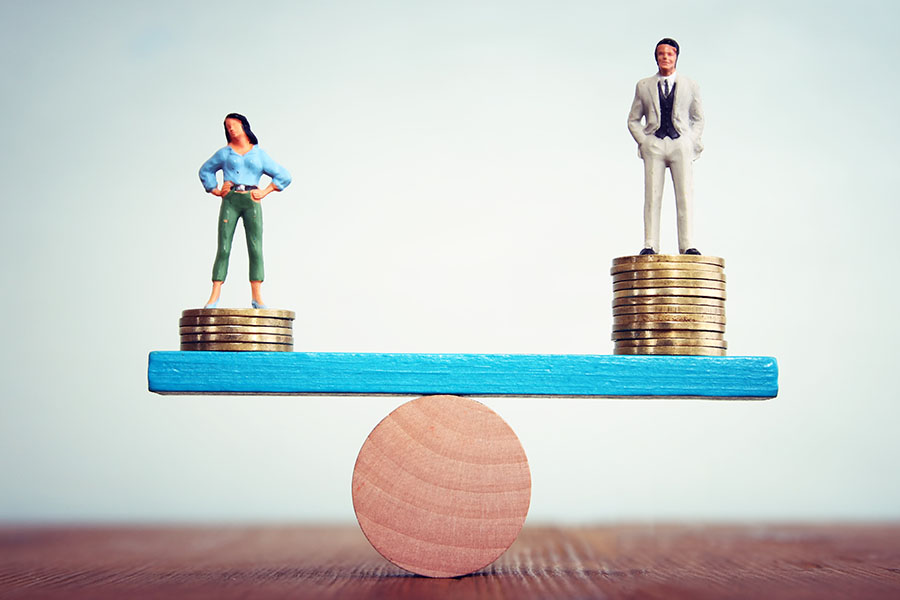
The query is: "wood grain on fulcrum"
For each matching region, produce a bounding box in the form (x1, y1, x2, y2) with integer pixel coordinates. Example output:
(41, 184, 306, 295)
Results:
(352, 395, 531, 577)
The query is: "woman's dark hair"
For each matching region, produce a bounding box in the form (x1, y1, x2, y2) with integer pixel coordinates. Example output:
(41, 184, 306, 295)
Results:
(223, 113, 259, 145)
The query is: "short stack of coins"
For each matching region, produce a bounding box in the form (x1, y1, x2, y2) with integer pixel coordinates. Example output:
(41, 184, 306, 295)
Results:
(180, 308, 295, 351)
(611, 255, 726, 356)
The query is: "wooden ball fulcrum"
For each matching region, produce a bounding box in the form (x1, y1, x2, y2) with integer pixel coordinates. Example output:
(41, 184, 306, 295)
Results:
(351, 395, 531, 578)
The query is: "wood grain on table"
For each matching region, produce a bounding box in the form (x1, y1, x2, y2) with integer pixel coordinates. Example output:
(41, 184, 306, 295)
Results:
(2, 524, 898, 599)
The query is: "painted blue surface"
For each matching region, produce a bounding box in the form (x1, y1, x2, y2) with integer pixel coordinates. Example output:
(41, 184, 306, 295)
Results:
(148, 352, 778, 399)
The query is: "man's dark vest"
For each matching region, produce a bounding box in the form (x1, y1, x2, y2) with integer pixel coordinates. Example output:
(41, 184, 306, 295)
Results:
(655, 81, 680, 139)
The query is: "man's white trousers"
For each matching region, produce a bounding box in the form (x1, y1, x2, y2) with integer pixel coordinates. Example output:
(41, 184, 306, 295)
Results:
(641, 135, 695, 253)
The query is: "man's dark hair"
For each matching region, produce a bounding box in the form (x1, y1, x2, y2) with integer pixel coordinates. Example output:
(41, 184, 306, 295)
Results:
(655, 37, 680, 60)
(223, 112, 259, 145)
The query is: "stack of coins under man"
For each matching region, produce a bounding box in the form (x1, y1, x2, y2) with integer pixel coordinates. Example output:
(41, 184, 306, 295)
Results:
(611, 255, 726, 356)
(180, 308, 295, 351)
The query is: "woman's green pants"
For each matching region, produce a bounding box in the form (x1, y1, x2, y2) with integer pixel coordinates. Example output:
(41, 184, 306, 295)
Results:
(212, 190, 264, 282)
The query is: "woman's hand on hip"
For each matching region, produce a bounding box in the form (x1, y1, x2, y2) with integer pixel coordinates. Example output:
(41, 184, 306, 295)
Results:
(210, 181, 233, 197)
(251, 183, 277, 202)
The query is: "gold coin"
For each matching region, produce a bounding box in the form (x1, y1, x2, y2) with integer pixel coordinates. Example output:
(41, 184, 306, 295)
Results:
(613, 287, 727, 300)
(613, 278, 727, 291)
(612, 269, 727, 283)
(612, 320, 726, 333)
(180, 325, 293, 335)
(612, 296, 726, 308)
(612, 304, 726, 316)
(180, 333, 294, 344)
(180, 342, 294, 351)
(614, 346, 727, 356)
(610, 261, 724, 275)
(180, 316, 295, 328)
(181, 308, 295, 319)
(615, 338, 728, 348)
(612, 313, 726, 325)
(612, 329, 725, 340)
(612, 255, 725, 267)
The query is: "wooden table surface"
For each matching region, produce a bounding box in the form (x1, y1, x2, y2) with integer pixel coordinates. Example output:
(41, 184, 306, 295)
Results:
(2, 524, 898, 599)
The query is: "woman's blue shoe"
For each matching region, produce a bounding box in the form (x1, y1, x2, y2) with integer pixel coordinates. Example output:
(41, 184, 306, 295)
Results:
(251, 299, 267, 309)
(204, 299, 219, 309)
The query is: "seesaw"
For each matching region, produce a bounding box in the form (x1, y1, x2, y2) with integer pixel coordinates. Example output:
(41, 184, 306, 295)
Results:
(179, 99, 773, 577)
(147, 350, 777, 577)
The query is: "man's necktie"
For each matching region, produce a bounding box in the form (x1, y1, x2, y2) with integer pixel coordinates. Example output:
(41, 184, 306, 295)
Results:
(664, 79, 670, 97)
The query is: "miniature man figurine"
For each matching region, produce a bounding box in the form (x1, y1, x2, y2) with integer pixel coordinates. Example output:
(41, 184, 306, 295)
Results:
(627, 38, 704, 255)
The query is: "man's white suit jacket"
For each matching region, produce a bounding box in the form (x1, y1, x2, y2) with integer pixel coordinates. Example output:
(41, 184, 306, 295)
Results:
(627, 74, 705, 160)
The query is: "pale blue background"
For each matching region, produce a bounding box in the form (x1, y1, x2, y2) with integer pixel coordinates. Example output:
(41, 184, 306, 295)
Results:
(1, 0, 898, 523)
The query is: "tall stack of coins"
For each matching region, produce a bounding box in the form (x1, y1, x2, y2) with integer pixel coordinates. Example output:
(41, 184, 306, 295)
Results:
(611, 255, 726, 356)
(180, 308, 295, 351)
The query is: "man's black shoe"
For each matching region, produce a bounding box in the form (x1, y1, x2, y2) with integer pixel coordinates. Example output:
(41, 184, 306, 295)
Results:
(639, 248, 656, 255)
(683, 248, 701, 255)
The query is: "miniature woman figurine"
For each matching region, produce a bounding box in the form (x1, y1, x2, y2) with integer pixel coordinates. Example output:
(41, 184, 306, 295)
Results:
(198, 113, 291, 309)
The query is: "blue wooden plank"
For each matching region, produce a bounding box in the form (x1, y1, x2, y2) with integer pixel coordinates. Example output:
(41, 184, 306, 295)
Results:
(147, 352, 778, 399)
